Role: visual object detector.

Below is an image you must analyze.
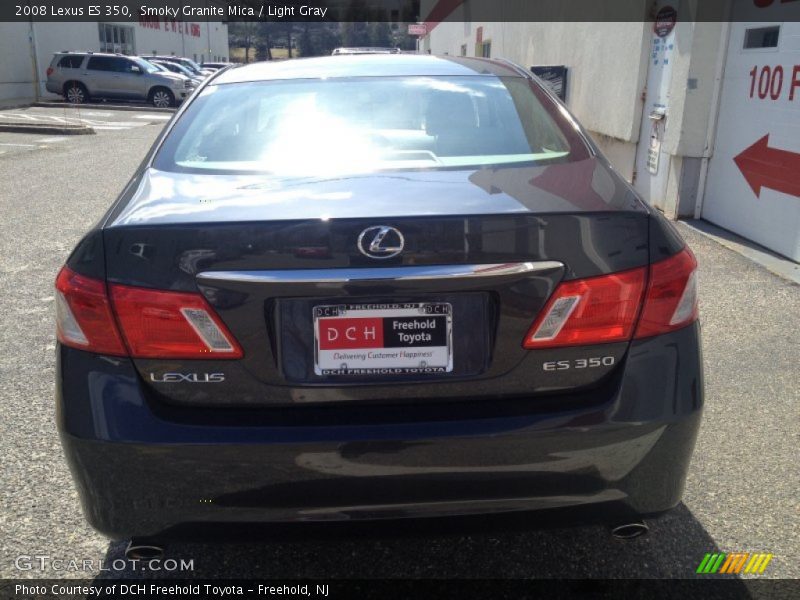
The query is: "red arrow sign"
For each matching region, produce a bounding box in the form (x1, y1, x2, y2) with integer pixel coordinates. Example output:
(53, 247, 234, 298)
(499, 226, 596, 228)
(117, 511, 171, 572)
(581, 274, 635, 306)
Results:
(733, 134, 800, 198)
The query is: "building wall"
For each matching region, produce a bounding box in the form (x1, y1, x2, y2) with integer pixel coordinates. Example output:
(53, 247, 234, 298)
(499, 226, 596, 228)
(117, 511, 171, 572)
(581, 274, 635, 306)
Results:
(700, 7, 800, 261)
(657, 20, 727, 217)
(129, 19, 230, 64)
(422, 15, 732, 220)
(0, 20, 229, 103)
(0, 23, 38, 106)
(661, 21, 726, 158)
(424, 21, 650, 180)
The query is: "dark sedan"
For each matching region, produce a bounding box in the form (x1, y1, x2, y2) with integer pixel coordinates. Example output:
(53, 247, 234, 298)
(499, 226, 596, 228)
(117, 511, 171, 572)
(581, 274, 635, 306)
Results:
(55, 55, 703, 555)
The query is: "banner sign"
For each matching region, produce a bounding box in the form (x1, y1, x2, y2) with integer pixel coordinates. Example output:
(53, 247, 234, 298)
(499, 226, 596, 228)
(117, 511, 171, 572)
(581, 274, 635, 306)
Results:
(531, 65, 569, 101)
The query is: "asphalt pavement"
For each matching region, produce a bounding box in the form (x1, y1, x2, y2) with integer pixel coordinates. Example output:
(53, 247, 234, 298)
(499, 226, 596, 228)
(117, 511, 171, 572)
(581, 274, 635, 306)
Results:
(0, 105, 173, 138)
(0, 109, 797, 583)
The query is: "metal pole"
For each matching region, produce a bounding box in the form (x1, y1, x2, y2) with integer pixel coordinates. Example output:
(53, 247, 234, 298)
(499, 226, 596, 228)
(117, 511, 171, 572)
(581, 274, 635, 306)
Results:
(205, 0, 212, 62)
(694, 16, 732, 219)
(28, 9, 41, 101)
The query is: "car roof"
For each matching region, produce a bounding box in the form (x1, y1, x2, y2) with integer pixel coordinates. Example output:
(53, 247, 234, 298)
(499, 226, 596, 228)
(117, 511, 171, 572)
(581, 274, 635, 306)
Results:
(333, 47, 400, 53)
(212, 55, 525, 85)
(55, 52, 128, 57)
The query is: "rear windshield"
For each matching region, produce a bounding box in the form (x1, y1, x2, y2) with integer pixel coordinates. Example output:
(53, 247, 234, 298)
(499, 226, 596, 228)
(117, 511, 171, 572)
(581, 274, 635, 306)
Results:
(154, 76, 588, 176)
(131, 57, 161, 74)
(184, 58, 204, 72)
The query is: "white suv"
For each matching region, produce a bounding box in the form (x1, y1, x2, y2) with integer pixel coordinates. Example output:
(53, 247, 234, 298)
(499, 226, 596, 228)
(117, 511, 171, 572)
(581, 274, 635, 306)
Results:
(45, 52, 193, 107)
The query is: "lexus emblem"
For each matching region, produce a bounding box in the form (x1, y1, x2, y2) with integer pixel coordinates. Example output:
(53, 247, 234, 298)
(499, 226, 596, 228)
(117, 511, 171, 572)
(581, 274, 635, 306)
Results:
(357, 226, 405, 259)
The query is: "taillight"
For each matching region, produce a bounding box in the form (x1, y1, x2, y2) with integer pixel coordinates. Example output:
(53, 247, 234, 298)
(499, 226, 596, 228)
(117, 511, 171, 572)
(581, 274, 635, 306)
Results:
(523, 267, 647, 348)
(522, 247, 699, 349)
(634, 248, 698, 339)
(46, 67, 54, 77)
(55, 267, 127, 355)
(109, 284, 243, 359)
(55, 266, 243, 359)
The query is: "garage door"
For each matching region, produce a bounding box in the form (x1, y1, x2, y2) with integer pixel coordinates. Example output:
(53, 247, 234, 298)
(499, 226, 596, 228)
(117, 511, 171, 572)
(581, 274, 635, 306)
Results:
(702, 4, 800, 262)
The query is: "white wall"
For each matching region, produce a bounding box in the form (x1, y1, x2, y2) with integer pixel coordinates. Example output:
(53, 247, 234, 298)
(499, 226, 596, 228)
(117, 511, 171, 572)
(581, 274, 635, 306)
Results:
(701, 15, 800, 260)
(0, 23, 37, 105)
(426, 21, 649, 180)
(662, 21, 726, 158)
(134, 20, 229, 64)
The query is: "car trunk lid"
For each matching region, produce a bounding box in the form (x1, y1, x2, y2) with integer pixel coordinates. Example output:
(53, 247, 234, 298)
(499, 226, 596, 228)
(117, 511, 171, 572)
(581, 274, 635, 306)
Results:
(101, 163, 650, 406)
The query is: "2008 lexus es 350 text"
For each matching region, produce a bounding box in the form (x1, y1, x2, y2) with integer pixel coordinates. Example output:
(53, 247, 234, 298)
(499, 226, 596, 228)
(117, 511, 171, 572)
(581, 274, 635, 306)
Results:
(55, 55, 703, 547)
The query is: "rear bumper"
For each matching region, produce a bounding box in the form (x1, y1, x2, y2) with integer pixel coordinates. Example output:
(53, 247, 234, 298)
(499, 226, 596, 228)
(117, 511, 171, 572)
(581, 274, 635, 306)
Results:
(57, 325, 703, 539)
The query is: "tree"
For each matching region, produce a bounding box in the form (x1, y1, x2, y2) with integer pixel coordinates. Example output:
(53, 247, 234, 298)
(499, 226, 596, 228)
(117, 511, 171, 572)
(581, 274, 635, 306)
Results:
(340, 22, 370, 47)
(316, 24, 342, 55)
(285, 22, 295, 59)
(392, 28, 419, 51)
(298, 23, 342, 57)
(258, 21, 283, 61)
(298, 23, 317, 58)
(369, 21, 393, 48)
(229, 21, 257, 62)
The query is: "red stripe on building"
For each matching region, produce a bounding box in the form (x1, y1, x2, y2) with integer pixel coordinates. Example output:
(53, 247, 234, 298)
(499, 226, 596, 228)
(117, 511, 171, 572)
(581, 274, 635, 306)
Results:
(422, 0, 465, 35)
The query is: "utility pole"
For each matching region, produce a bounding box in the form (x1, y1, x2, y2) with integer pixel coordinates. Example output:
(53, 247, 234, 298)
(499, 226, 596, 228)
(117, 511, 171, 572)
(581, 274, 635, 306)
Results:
(205, 0, 212, 62)
(27, 6, 41, 101)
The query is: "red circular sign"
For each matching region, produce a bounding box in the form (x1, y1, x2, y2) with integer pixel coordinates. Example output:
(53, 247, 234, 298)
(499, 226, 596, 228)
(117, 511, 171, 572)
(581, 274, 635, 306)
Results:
(654, 6, 677, 38)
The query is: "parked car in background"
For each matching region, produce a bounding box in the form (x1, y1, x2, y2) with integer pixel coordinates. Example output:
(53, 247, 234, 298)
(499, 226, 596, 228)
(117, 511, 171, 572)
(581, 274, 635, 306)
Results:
(142, 60, 199, 92)
(147, 59, 205, 87)
(201, 61, 233, 71)
(45, 52, 192, 107)
(146, 55, 214, 78)
(332, 47, 402, 55)
(55, 55, 703, 550)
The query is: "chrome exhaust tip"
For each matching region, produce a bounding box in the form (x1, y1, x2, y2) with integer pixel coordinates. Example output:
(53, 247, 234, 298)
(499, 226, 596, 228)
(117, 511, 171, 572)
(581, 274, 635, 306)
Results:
(611, 521, 649, 540)
(125, 540, 165, 561)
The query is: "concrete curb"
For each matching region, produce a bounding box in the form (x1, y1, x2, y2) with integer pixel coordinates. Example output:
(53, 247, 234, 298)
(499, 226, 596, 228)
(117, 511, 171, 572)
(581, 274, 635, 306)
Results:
(0, 123, 95, 135)
(0, 101, 34, 110)
(32, 101, 175, 114)
(678, 219, 800, 285)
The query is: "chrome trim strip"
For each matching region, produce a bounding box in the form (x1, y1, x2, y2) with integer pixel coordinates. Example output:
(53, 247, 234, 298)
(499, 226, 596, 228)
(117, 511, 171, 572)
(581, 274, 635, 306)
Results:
(197, 262, 563, 284)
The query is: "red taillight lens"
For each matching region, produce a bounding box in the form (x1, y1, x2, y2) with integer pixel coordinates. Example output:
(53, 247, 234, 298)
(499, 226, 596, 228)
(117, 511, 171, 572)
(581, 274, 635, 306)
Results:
(55, 266, 243, 359)
(55, 267, 127, 355)
(109, 284, 243, 359)
(46, 67, 54, 77)
(523, 248, 699, 349)
(634, 248, 698, 339)
(523, 267, 647, 348)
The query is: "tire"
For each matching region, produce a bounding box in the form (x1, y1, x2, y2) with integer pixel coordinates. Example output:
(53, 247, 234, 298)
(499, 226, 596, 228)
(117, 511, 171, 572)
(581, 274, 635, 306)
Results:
(64, 82, 88, 104)
(149, 87, 175, 108)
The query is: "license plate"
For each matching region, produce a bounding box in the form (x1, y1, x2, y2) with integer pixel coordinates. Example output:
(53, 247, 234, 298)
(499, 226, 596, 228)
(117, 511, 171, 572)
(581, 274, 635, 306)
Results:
(313, 302, 453, 376)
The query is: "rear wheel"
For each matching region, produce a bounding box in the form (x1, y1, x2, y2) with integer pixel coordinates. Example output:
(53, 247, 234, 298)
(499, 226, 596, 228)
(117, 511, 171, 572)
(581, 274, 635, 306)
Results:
(64, 82, 88, 104)
(149, 87, 174, 108)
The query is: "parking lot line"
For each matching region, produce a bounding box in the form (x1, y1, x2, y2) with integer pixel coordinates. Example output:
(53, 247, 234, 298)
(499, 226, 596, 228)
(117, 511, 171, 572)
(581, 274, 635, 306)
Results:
(1, 113, 37, 121)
